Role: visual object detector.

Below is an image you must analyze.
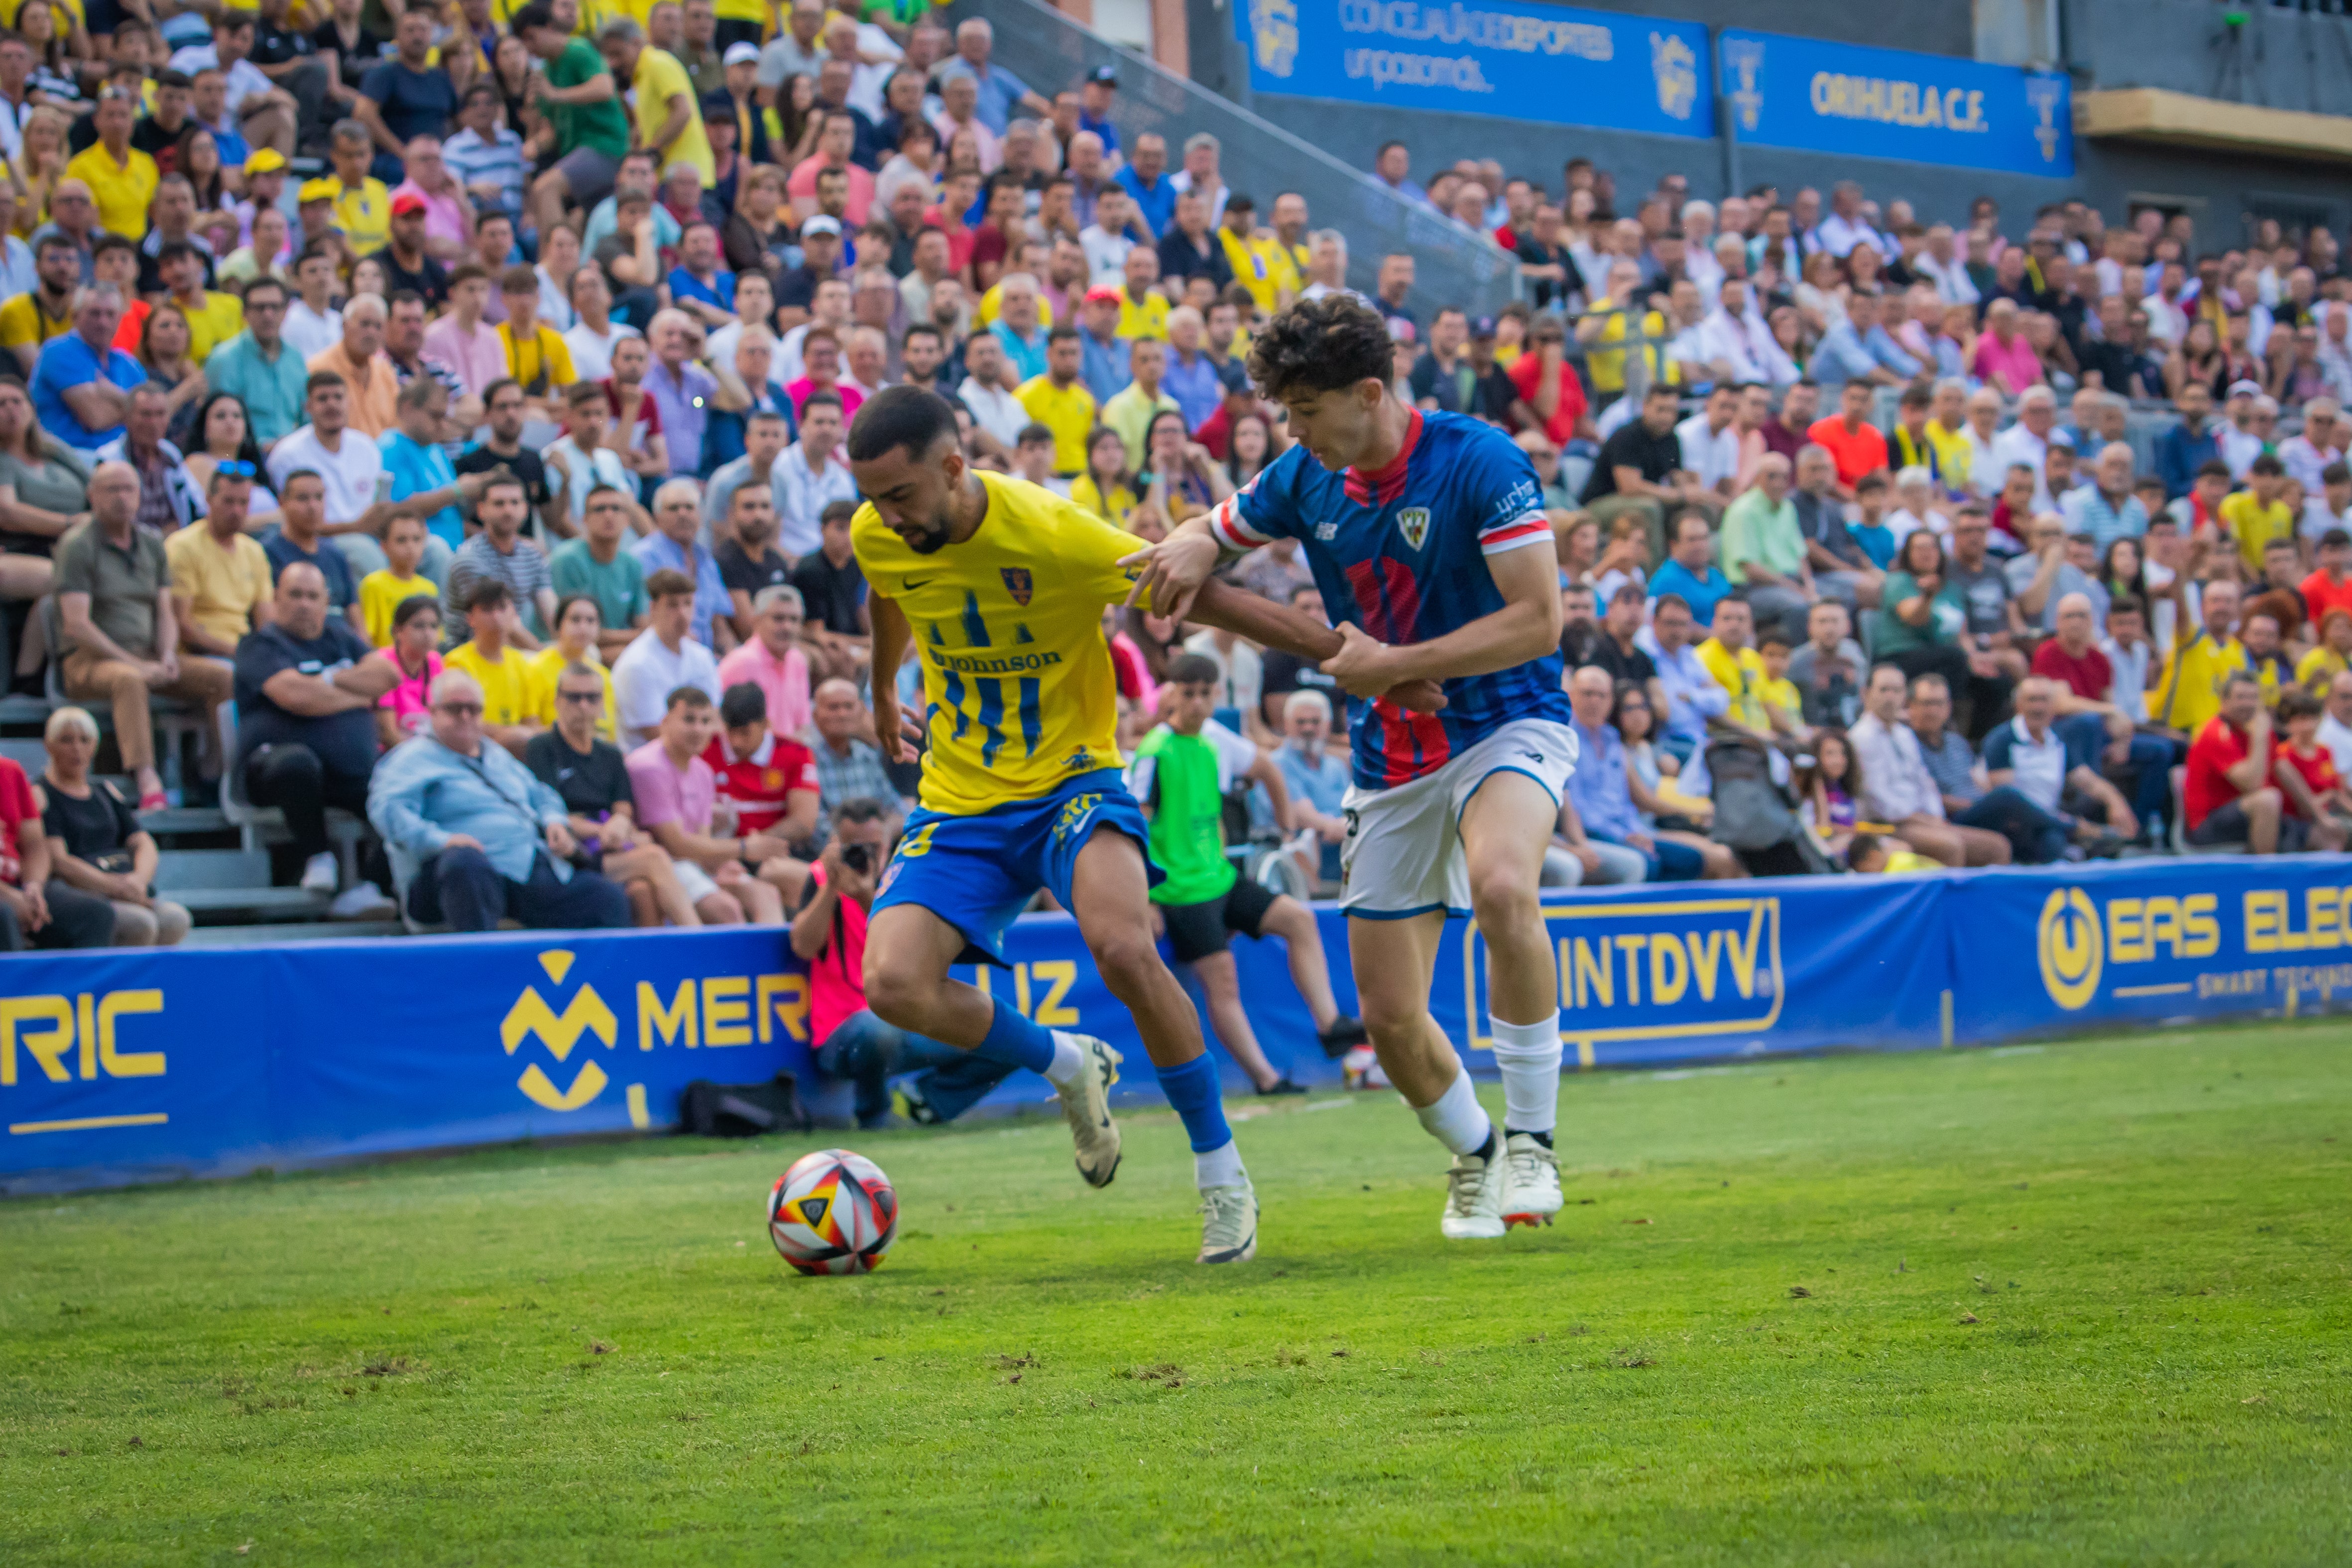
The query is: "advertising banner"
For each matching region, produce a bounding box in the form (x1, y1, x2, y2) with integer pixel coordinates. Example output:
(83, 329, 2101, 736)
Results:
(1239, 0, 1715, 138)
(1945, 858, 2352, 1039)
(1718, 28, 2073, 178)
(5, 861, 2344, 1195)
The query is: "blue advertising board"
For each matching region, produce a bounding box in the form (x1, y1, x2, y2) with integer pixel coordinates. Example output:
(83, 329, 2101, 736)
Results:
(3, 860, 2345, 1195)
(1239, 0, 1714, 138)
(1718, 28, 2073, 178)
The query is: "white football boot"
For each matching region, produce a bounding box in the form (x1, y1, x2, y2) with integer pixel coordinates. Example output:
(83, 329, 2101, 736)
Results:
(1057, 1035, 1123, 1188)
(1197, 1176, 1259, 1264)
(1440, 1144, 1506, 1239)
(1499, 1133, 1563, 1229)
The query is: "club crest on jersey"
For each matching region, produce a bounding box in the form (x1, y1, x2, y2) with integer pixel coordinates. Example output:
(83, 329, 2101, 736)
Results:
(1396, 507, 1432, 551)
(1000, 567, 1034, 606)
(1314, 521, 1338, 540)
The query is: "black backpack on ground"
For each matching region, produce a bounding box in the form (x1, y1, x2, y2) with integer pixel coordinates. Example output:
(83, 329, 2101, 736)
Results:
(679, 1073, 812, 1137)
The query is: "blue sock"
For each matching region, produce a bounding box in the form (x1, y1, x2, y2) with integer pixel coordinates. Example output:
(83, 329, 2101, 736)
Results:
(1155, 1053, 1233, 1154)
(974, 995, 1057, 1076)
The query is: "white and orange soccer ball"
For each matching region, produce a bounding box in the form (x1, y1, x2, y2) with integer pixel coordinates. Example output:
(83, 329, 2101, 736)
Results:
(767, 1149, 899, 1276)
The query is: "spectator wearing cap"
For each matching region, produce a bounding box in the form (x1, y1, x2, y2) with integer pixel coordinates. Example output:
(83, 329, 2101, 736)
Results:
(2216, 380, 2268, 481)
(1077, 63, 1121, 156)
(1076, 283, 1131, 404)
(613, 567, 723, 746)
(370, 667, 633, 931)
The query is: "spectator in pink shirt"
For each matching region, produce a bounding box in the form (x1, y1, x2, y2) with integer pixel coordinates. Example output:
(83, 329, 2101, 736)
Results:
(784, 328, 864, 423)
(787, 106, 877, 228)
(1970, 298, 2045, 398)
(373, 594, 445, 748)
(715, 585, 816, 741)
(623, 685, 791, 925)
(421, 264, 510, 403)
(390, 137, 473, 260)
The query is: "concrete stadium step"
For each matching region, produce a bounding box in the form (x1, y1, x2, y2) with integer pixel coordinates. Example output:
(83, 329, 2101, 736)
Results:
(0, 693, 50, 732)
(153, 847, 276, 891)
(0, 735, 44, 771)
(172, 887, 335, 919)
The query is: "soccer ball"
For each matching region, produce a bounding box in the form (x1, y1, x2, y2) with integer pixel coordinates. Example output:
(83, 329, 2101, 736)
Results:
(767, 1149, 899, 1275)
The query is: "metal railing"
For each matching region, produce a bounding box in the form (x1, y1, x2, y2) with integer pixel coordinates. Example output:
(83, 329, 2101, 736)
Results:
(946, 0, 1523, 320)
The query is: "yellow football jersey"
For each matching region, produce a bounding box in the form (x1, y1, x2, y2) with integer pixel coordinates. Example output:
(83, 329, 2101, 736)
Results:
(855, 472, 1141, 816)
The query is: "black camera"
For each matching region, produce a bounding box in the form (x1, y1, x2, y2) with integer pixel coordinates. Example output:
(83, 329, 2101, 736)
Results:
(841, 843, 875, 876)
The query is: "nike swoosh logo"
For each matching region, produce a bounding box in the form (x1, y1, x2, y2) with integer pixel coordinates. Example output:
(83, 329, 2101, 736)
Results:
(904, 576, 935, 591)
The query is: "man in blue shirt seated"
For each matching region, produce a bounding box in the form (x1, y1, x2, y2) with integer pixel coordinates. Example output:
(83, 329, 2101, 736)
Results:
(1646, 509, 1732, 626)
(666, 219, 737, 330)
(1567, 665, 1705, 881)
(367, 666, 633, 931)
(31, 284, 146, 450)
(1635, 592, 1730, 762)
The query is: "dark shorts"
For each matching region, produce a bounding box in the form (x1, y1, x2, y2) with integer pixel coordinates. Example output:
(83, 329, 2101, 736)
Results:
(1160, 875, 1279, 964)
(2188, 799, 2309, 851)
(552, 145, 621, 209)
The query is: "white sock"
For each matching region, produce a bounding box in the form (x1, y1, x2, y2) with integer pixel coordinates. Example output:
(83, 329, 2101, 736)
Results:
(1044, 1031, 1088, 1088)
(1489, 1016, 1563, 1137)
(1194, 1138, 1245, 1191)
(1411, 1067, 1494, 1157)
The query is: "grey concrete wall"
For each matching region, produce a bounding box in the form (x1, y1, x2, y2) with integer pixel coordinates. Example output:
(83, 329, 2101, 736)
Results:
(2064, 0, 2352, 118)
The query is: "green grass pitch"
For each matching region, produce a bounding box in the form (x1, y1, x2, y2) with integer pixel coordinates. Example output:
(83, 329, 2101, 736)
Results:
(4, 1020, 2349, 1566)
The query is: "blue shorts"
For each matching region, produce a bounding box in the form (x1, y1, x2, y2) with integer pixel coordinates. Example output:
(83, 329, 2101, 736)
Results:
(870, 769, 1161, 967)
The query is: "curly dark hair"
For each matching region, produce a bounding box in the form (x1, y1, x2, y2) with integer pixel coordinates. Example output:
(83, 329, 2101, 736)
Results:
(1246, 294, 1396, 400)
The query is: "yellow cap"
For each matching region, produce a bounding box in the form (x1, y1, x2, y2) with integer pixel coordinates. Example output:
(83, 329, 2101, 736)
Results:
(298, 177, 338, 203)
(244, 147, 287, 176)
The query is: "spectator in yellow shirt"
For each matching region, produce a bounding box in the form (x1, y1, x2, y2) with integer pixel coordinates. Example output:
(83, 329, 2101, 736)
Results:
(1116, 245, 1169, 342)
(1695, 597, 1776, 736)
(1215, 194, 1283, 314)
(2221, 454, 2297, 576)
(1014, 325, 1096, 477)
(599, 16, 716, 186)
(62, 89, 158, 241)
(0, 232, 81, 374)
(1066, 426, 1138, 530)
(2153, 577, 2250, 735)
(324, 121, 389, 257)
(157, 240, 244, 365)
(441, 578, 549, 758)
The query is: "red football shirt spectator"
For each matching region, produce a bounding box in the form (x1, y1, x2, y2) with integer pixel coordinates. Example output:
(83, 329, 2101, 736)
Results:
(704, 730, 820, 837)
(1806, 412, 1890, 488)
(2302, 565, 2352, 626)
(2183, 713, 2251, 830)
(2031, 637, 2114, 705)
(0, 755, 34, 888)
(1508, 340, 1588, 447)
(2274, 738, 2341, 819)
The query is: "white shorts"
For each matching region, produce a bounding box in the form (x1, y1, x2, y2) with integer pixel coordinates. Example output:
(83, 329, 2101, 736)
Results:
(1338, 718, 1578, 919)
(675, 857, 722, 906)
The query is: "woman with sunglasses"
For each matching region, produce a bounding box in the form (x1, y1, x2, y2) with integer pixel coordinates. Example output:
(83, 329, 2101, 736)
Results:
(184, 392, 282, 530)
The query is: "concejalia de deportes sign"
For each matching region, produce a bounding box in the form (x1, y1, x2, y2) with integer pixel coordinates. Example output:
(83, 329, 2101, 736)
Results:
(2, 859, 2344, 1194)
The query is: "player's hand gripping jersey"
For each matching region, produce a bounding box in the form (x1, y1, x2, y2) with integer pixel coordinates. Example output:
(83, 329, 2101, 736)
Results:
(853, 470, 1144, 815)
(1203, 408, 1572, 788)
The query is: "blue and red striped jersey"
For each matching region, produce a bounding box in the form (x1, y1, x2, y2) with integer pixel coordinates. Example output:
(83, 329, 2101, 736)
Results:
(1208, 408, 1570, 790)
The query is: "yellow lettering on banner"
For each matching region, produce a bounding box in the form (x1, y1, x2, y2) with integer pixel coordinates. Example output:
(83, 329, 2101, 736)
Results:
(2109, 898, 2146, 963)
(2310, 887, 2343, 950)
(1030, 961, 1080, 1026)
(1727, 907, 1765, 1000)
(2180, 894, 2216, 956)
(756, 973, 808, 1043)
(2245, 890, 2287, 955)
(702, 977, 751, 1046)
(96, 990, 164, 1078)
(1618, 933, 1648, 1007)
(1649, 934, 1689, 1006)
(78, 993, 95, 1080)
(1573, 937, 1612, 1009)
(2, 996, 75, 1085)
(638, 980, 697, 1049)
(1555, 938, 1574, 1007)
(1690, 928, 1723, 1001)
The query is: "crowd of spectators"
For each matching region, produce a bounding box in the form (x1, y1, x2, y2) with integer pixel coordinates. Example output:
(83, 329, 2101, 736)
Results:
(4, 0, 2352, 958)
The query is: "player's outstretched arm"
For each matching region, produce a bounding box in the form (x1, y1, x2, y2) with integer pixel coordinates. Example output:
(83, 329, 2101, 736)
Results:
(1323, 542, 1564, 698)
(1191, 579, 1447, 715)
(867, 593, 921, 764)
(1120, 518, 1223, 622)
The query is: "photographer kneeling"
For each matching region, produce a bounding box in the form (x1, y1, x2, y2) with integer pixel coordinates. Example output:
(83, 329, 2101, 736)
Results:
(793, 798, 1016, 1129)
